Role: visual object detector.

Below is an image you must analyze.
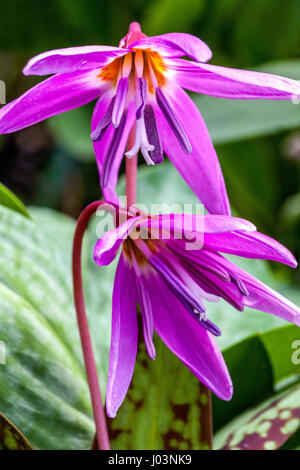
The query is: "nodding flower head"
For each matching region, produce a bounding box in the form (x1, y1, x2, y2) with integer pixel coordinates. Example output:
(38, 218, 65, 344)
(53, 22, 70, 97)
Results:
(1, 22, 300, 214)
(93, 202, 300, 417)
(91, 21, 191, 173)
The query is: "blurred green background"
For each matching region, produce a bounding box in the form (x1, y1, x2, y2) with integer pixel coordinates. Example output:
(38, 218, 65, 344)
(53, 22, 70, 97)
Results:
(1, 0, 300, 450)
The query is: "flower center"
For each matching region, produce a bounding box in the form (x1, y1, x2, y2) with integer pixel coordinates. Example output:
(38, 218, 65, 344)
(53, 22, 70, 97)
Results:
(98, 50, 167, 92)
(122, 237, 158, 267)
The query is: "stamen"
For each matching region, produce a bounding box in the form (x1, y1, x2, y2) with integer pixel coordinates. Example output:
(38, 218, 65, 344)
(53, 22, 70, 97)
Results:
(122, 53, 132, 78)
(148, 59, 158, 89)
(187, 251, 230, 281)
(137, 279, 156, 360)
(136, 77, 147, 119)
(149, 255, 221, 336)
(125, 117, 155, 165)
(155, 87, 192, 155)
(90, 96, 115, 142)
(170, 254, 220, 303)
(112, 77, 129, 128)
(101, 111, 127, 188)
(135, 50, 144, 78)
(229, 272, 249, 297)
(144, 104, 163, 164)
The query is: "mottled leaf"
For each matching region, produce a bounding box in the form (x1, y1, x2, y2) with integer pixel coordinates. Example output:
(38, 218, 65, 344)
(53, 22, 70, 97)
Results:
(109, 334, 212, 450)
(215, 384, 300, 450)
(213, 324, 300, 431)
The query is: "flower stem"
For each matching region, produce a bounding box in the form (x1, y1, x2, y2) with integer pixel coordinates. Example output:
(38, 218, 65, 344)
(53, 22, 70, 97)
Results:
(126, 130, 137, 207)
(72, 201, 110, 450)
(200, 384, 213, 449)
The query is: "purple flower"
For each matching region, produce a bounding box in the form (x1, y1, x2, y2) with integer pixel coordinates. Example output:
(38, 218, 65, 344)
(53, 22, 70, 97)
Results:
(93, 204, 300, 417)
(1, 23, 300, 214)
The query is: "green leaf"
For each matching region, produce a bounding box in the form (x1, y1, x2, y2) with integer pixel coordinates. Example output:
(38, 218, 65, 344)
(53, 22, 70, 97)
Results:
(0, 412, 33, 450)
(212, 335, 274, 431)
(0, 183, 29, 218)
(196, 60, 300, 145)
(262, 324, 300, 384)
(0, 205, 114, 449)
(215, 384, 300, 450)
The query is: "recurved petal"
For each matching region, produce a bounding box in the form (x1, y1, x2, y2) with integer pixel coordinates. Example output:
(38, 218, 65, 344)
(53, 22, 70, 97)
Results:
(93, 216, 142, 266)
(168, 58, 300, 99)
(154, 83, 231, 215)
(106, 255, 138, 418)
(92, 96, 135, 204)
(0, 69, 105, 134)
(129, 33, 212, 62)
(240, 270, 300, 326)
(214, 255, 300, 326)
(140, 214, 255, 235)
(149, 275, 233, 400)
(203, 230, 297, 267)
(23, 46, 129, 76)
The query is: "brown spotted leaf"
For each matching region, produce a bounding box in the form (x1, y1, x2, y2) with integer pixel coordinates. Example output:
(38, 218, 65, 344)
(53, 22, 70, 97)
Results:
(215, 384, 300, 450)
(0, 413, 33, 450)
(108, 333, 213, 450)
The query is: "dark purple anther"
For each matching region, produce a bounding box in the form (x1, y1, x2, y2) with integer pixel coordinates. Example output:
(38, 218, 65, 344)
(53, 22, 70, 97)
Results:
(150, 255, 221, 336)
(229, 272, 249, 297)
(144, 104, 163, 164)
(155, 87, 192, 155)
(112, 78, 129, 127)
(101, 111, 127, 188)
(136, 77, 147, 119)
(90, 96, 115, 142)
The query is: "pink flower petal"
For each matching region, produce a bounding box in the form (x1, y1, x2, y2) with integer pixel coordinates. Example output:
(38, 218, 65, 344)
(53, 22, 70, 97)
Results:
(149, 274, 233, 400)
(129, 33, 212, 62)
(93, 216, 142, 266)
(169, 58, 300, 99)
(106, 255, 138, 418)
(203, 231, 297, 267)
(213, 254, 300, 326)
(23, 46, 129, 76)
(140, 214, 255, 234)
(0, 69, 105, 134)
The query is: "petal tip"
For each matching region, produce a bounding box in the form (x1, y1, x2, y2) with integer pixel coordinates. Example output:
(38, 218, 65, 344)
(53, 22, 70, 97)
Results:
(223, 383, 234, 401)
(106, 402, 117, 419)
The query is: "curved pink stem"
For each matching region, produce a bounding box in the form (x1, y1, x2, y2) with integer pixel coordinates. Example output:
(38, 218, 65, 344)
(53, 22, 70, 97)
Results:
(72, 201, 110, 450)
